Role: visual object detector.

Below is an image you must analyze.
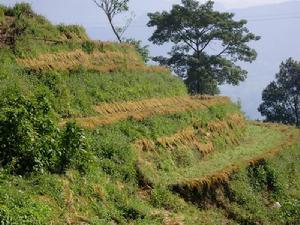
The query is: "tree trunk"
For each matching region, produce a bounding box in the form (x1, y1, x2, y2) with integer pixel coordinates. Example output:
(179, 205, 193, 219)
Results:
(294, 96, 300, 127)
(107, 15, 122, 43)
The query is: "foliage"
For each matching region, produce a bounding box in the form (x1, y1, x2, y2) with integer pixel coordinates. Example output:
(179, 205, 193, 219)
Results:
(147, 0, 260, 95)
(0, 94, 60, 174)
(125, 38, 150, 63)
(0, 3, 185, 118)
(32, 70, 186, 117)
(0, 7, 4, 24)
(60, 122, 92, 173)
(280, 199, 300, 224)
(247, 161, 282, 195)
(57, 24, 89, 40)
(0, 94, 90, 175)
(258, 58, 300, 127)
(11, 3, 34, 18)
(81, 40, 97, 53)
(93, 0, 131, 43)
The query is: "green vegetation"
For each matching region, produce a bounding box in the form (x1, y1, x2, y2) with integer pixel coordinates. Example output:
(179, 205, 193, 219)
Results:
(0, 94, 90, 174)
(259, 58, 300, 127)
(0, 118, 298, 224)
(0, 7, 4, 24)
(143, 125, 284, 186)
(0, 3, 299, 225)
(148, 0, 260, 95)
(0, 3, 186, 118)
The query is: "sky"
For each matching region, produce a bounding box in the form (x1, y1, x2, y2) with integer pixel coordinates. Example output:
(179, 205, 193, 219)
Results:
(213, 0, 294, 8)
(1, 0, 298, 10)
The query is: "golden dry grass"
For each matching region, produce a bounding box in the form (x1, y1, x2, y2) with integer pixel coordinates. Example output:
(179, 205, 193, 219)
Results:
(17, 49, 169, 74)
(174, 165, 239, 191)
(134, 113, 245, 157)
(71, 96, 230, 129)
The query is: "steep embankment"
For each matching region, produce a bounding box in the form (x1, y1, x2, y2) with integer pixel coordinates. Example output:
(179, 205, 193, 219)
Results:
(0, 4, 299, 225)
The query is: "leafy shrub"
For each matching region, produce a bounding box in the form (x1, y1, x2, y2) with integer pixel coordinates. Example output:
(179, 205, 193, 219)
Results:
(82, 40, 96, 53)
(60, 122, 91, 173)
(57, 24, 88, 40)
(0, 94, 91, 174)
(247, 161, 282, 195)
(125, 39, 150, 63)
(150, 186, 184, 212)
(12, 3, 34, 18)
(280, 199, 300, 224)
(94, 130, 136, 181)
(0, 94, 60, 174)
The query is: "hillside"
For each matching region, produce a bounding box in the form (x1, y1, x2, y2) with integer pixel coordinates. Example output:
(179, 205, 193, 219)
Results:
(0, 4, 299, 225)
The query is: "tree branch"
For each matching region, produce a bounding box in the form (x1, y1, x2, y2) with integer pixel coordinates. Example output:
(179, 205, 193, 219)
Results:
(215, 44, 230, 57)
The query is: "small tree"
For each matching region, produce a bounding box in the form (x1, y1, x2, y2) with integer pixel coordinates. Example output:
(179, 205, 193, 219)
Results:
(147, 0, 260, 95)
(93, 0, 131, 43)
(125, 38, 150, 63)
(258, 58, 300, 127)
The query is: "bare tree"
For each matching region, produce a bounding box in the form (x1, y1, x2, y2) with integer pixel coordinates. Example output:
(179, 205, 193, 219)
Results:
(93, 0, 132, 43)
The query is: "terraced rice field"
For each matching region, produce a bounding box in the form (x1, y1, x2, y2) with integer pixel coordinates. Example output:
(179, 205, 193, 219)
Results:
(136, 123, 299, 188)
(69, 96, 230, 128)
(17, 49, 169, 74)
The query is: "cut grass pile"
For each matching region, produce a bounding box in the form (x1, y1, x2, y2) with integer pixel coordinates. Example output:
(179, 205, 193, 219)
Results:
(70, 96, 229, 128)
(17, 49, 169, 74)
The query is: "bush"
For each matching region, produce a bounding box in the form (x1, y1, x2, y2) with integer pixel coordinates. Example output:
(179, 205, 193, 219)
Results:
(57, 24, 88, 40)
(0, 94, 91, 174)
(280, 199, 300, 224)
(247, 161, 281, 195)
(82, 40, 96, 53)
(0, 94, 60, 174)
(60, 122, 91, 173)
(13, 3, 34, 18)
(125, 39, 150, 63)
(150, 186, 183, 212)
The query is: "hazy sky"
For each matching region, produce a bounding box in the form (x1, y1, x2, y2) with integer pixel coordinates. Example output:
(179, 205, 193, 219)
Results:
(1, 0, 299, 10)
(213, 0, 295, 8)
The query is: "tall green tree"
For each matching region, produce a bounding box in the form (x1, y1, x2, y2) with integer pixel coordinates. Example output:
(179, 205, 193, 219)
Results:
(258, 58, 300, 127)
(147, 0, 260, 95)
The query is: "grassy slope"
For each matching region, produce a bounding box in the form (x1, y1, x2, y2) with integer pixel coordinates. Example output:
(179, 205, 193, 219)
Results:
(0, 4, 186, 117)
(0, 4, 299, 225)
(0, 116, 299, 225)
(144, 125, 285, 186)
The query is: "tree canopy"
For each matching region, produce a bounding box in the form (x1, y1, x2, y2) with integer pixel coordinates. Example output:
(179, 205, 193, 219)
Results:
(258, 58, 300, 127)
(147, 0, 260, 95)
